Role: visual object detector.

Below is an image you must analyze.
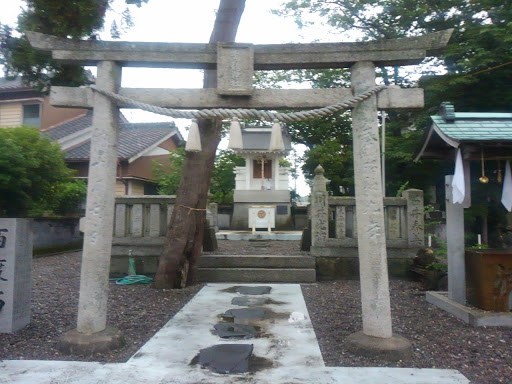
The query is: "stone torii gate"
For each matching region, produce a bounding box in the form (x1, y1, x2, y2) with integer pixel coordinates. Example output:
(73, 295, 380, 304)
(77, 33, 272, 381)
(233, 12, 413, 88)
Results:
(28, 30, 452, 356)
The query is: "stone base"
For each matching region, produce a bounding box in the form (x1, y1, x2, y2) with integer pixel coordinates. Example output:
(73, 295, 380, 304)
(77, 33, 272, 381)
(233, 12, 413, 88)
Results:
(57, 326, 125, 355)
(426, 291, 512, 327)
(345, 331, 412, 362)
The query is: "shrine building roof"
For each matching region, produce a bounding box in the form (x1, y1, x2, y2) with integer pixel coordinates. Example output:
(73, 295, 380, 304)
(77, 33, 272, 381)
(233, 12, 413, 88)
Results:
(236, 127, 292, 153)
(414, 102, 512, 161)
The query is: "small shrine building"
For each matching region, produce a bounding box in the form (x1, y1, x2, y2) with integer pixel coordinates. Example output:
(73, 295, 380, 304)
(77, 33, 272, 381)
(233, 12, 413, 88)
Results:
(231, 125, 293, 230)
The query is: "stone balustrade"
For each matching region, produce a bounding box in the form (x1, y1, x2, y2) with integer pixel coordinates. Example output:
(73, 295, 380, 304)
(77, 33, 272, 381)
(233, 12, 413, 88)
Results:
(310, 166, 424, 278)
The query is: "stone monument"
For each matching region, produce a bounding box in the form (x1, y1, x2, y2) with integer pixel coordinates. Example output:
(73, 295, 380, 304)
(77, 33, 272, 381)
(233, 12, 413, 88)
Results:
(0, 218, 32, 333)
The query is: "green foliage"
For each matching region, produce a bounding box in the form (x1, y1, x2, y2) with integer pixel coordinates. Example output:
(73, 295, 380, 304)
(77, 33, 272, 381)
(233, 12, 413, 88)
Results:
(302, 140, 353, 195)
(275, 0, 511, 200)
(395, 181, 409, 198)
(153, 148, 185, 195)
(468, 243, 489, 250)
(0, 0, 148, 89)
(210, 150, 245, 205)
(154, 149, 245, 205)
(51, 179, 87, 215)
(425, 262, 448, 273)
(0, 126, 78, 216)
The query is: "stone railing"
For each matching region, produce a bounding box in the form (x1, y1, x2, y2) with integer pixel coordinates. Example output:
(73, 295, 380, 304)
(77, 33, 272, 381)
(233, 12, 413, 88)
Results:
(110, 195, 218, 276)
(310, 165, 424, 278)
(111, 195, 175, 277)
(113, 195, 176, 239)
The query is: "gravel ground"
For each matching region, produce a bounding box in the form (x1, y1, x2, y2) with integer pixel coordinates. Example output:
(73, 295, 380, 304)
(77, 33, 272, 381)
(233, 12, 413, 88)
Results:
(1, 240, 511, 384)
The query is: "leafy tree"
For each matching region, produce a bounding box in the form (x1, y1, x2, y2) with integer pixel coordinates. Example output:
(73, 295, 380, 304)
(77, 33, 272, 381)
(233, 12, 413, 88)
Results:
(275, 0, 512, 197)
(153, 148, 186, 195)
(0, 0, 148, 89)
(154, 0, 247, 289)
(210, 150, 245, 205)
(51, 179, 87, 215)
(154, 148, 245, 205)
(0, 126, 79, 216)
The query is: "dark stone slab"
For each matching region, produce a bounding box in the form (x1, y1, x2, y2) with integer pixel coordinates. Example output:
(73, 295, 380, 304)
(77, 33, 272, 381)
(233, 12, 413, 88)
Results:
(231, 296, 268, 306)
(213, 322, 259, 339)
(199, 344, 253, 374)
(236, 286, 271, 295)
(223, 307, 266, 321)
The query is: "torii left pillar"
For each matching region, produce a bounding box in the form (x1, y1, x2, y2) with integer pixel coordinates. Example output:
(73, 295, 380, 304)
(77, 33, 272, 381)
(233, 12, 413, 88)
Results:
(58, 61, 125, 354)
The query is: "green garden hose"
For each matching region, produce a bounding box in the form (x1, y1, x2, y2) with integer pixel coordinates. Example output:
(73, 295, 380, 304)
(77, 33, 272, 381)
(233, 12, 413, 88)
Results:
(114, 257, 153, 285)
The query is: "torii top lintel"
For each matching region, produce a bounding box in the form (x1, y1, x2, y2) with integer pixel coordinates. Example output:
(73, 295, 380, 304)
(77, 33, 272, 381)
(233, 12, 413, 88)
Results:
(26, 30, 452, 111)
(26, 30, 453, 70)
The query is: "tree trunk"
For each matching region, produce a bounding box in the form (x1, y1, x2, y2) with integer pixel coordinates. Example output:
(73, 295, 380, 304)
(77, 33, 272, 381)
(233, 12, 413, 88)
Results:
(153, 0, 246, 289)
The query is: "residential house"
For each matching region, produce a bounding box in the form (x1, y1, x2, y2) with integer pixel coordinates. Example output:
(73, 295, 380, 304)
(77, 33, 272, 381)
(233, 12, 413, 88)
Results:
(42, 111, 183, 195)
(1, 77, 183, 195)
(0, 76, 85, 130)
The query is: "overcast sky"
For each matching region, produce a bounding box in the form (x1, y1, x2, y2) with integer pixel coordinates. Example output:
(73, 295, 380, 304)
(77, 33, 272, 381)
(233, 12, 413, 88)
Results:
(0, 0, 346, 196)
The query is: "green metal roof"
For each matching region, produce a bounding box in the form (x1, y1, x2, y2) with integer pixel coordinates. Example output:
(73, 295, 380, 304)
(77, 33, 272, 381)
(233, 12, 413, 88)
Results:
(431, 113, 512, 141)
(414, 103, 512, 161)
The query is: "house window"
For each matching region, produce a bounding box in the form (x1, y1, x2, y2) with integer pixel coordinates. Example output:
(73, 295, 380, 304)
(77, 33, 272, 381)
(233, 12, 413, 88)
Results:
(23, 104, 40, 128)
(253, 159, 272, 179)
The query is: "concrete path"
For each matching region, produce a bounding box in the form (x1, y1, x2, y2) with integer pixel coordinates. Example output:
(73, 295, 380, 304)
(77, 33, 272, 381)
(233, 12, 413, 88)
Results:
(0, 284, 469, 384)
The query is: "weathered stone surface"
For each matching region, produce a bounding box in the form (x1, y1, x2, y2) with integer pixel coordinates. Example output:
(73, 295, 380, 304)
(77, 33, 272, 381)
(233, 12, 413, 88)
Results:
(51, 86, 424, 110)
(77, 61, 121, 335)
(351, 61, 392, 339)
(345, 331, 413, 362)
(403, 189, 425, 247)
(231, 296, 268, 306)
(57, 327, 125, 355)
(311, 166, 329, 247)
(237, 286, 271, 295)
(217, 43, 254, 96)
(27, 30, 453, 69)
(445, 175, 466, 305)
(0, 219, 32, 333)
(223, 307, 266, 321)
(198, 344, 253, 374)
(213, 322, 259, 339)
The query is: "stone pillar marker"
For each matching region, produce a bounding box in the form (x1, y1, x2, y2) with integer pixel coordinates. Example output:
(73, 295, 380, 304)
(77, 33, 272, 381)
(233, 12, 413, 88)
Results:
(445, 175, 466, 304)
(58, 61, 124, 354)
(403, 189, 425, 248)
(0, 219, 32, 333)
(345, 61, 412, 361)
(311, 165, 329, 247)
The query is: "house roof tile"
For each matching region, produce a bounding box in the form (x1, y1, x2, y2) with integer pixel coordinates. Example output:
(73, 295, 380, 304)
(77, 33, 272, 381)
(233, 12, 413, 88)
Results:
(42, 112, 181, 160)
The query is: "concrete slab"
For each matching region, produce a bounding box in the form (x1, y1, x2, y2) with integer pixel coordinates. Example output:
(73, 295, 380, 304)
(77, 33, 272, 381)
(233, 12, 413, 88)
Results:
(0, 284, 469, 384)
(426, 291, 512, 327)
(216, 230, 302, 241)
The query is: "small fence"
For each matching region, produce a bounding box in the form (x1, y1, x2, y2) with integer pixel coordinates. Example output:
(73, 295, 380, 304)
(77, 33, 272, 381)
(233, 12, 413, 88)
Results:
(110, 195, 218, 276)
(310, 166, 424, 278)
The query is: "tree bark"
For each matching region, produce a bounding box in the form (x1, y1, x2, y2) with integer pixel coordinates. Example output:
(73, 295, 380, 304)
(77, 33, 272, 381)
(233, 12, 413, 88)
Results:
(154, 0, 246, 289)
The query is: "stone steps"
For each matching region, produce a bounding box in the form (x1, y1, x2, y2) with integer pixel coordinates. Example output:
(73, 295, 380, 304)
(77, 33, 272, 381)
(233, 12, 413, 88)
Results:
(197, 255, 316, 283)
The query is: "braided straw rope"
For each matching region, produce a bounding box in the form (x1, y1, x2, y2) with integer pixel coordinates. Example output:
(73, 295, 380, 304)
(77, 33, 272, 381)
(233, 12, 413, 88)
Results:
(89, 84, 387, 122)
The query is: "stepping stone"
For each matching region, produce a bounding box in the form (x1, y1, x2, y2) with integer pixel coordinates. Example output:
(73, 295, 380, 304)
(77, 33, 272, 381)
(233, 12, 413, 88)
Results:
(198, 344, 253, 374)
(237, 286, 271, 295)
(223, 307, 265, 321)
(231, 296, 268, 306)
(213, 322, 259, 339)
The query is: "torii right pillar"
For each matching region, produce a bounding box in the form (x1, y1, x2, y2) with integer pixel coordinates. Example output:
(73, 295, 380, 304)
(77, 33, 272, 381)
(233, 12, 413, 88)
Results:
(345, 61, 412, 361)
